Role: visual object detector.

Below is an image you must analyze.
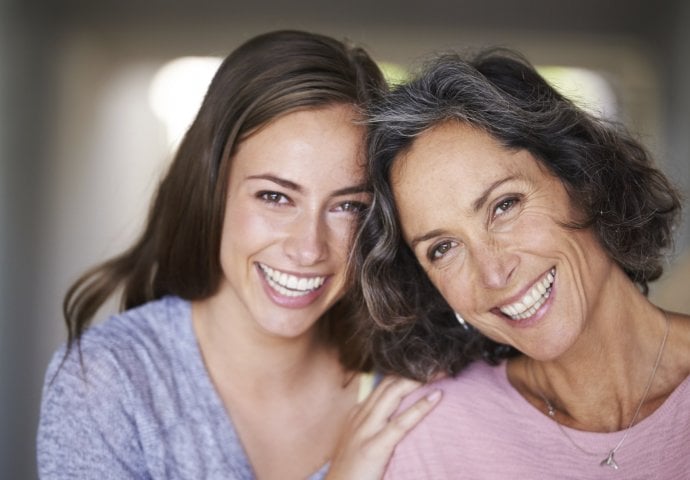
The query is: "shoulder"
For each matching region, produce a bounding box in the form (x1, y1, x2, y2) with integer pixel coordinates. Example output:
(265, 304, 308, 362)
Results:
(42, 296, 192, 407)
(37, 296, 196, 477)
(385, 361, 509, 478)
(401, 360, 506, 404)
(67, 296, 189, 366)
(391, 360, 508, 439)
(87, 295, 191, 349)
(439, 359, 507, 393)
(419, 360, 508, 416)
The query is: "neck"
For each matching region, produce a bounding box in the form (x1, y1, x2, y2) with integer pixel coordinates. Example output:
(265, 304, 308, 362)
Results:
(192, 295, 343, 399)
(511, 271, 671, 432)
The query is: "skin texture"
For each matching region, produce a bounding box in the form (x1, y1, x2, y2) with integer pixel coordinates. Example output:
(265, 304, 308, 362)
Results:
(392, 121, 614, 362)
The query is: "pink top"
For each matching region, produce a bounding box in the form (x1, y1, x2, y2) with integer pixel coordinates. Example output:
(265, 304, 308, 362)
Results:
(385, 361, 690, 479)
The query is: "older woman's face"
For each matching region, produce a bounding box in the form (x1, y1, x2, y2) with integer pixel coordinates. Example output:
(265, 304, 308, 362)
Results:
(391, 121, 615, 360)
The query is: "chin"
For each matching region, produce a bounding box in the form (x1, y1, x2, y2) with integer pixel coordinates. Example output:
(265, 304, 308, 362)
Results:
(523, 339, 575, 362)
(257, 314, 322, 339)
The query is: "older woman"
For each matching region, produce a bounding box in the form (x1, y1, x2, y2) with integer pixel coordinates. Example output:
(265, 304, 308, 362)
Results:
(356, 49, 690, 478)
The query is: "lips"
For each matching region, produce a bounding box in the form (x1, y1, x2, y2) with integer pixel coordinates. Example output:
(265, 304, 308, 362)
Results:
(499, 268, 555, 320)
(257, 263, 327, 298)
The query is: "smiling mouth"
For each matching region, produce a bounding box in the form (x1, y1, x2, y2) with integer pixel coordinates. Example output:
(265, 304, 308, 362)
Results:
(499, 268, 555, 320)
(257, 263, 327, 297)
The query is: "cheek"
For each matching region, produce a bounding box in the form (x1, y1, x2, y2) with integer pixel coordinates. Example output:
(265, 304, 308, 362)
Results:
(507, 210, 568, 252)
(430, 269, 476, 312)
(562, 228, 612, 288)
(221, 203, 280, 251)
(519, 211, 603, 260)
(327, 218, 357, 262)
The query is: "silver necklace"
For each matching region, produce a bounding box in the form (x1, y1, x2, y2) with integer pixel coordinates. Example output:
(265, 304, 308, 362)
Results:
(531, 311, 670, 470)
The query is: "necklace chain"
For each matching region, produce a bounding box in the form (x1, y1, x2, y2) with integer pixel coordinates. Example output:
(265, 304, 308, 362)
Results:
(531, 310, 670, 470)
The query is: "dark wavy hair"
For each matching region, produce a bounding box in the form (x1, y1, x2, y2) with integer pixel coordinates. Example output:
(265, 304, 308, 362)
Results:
(64, 30, 385, 372)
(354, 48, 682, 381)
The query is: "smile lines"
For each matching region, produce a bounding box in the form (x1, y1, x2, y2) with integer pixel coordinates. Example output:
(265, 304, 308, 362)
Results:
(499, 268, 555, 320)
(258, 263, 326, 297)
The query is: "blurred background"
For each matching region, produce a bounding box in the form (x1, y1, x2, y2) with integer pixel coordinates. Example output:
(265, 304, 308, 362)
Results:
(1, 0, 689, 476)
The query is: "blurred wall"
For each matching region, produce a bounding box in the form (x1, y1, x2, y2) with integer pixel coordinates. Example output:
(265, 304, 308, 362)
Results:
(2, 0, 689, 477)
(1, 2, 59, 478)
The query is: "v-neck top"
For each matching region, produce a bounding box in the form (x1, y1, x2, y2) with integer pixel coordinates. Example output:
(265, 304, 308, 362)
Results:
(38, 296, 341, 479)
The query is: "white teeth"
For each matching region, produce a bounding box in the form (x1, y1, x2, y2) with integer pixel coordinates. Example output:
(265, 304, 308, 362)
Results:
(258, 263, 326, 297)
(287, 276, 298, 289)
(499, 268, 555, 321)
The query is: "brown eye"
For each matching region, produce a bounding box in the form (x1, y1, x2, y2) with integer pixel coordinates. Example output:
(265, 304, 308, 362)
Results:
(258, 191, 290, 205)
(334, 201, 369, 214)
(429, 240, 457, 261)
(494, 197, 518, 217)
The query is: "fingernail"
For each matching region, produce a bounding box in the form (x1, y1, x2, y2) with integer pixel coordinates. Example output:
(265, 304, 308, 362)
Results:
(426, 389, 442, 402)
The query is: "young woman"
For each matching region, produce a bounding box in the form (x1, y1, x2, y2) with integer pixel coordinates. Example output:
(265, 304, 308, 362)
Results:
(357, 48, 690, 478)
(37, 30, 440, 480)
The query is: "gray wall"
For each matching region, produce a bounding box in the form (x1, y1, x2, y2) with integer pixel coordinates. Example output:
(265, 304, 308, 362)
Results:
(1, 2, 58, 478)
(2, 0, 688, 477)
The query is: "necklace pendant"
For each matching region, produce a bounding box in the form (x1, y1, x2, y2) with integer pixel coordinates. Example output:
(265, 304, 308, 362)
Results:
(600, 451, 619, 470)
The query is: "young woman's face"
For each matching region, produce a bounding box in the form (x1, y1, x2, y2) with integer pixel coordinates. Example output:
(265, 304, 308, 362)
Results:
(216, 104, 370, 339)
(391, 121, 615, 360)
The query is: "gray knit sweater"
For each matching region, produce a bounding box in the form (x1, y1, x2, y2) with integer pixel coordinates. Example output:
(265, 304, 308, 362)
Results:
(37, 296, 328, 479)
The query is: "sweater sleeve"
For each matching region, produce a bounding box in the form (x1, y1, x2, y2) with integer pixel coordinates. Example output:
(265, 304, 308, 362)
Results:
(37, 346, 148, 480)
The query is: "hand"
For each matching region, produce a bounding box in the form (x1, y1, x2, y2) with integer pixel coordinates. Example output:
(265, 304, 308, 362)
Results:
(325, 376, 442, 480)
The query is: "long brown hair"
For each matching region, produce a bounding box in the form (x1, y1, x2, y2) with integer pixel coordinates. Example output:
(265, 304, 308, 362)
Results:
(64, 30, 385, 371)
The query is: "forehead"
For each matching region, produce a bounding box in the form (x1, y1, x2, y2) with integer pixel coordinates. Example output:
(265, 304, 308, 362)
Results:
(391, 121, 521, 197)
(232, 104, 367, 181)
(389, 121, 543, 238)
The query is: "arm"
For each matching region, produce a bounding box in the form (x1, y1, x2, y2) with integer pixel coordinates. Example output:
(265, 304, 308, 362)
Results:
(325, 376, 441, 480)
(37, 348, 147, 479)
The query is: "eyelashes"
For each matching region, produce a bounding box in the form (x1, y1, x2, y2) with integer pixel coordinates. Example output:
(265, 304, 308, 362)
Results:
(493, 196, 520, 218)
(256, 191, 370, 213)
(428, 239, 459, 261)
(425, 194, 523, 262)
(335, 201, 369, 213)
(258, 191, 290, 205)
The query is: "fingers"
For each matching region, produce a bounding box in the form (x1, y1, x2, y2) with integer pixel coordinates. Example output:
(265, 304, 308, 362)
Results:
(374, 388, 441, 449)
(362, 376, 417, 408)
(355, 377, 424, 428)
(326, 378, 442, 480)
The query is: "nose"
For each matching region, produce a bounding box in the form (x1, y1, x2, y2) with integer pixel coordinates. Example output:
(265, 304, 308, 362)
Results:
(283, 210, 329, 266)
(470, 240, 519, 290)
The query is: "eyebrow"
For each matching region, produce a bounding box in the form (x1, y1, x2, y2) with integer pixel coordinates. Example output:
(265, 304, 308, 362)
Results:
(409, 174, 519, 249)
(247, 174, 302, 192)
(246, 174, 369, 197)
(472, 175, 518, 212)
(331, 184, 370, 197)
(410, 229, 447, 250)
